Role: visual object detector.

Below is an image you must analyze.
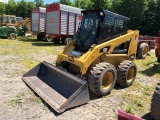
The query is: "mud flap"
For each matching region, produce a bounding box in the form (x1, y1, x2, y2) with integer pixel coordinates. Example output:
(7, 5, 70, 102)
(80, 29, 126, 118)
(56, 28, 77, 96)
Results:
(22, 61, 90, 113)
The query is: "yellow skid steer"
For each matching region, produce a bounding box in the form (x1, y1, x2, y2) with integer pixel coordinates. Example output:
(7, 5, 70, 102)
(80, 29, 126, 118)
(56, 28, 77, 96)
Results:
(22, 9, 139, 113)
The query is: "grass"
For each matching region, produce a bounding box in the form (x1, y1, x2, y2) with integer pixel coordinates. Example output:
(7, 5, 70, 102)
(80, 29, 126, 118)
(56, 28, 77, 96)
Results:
(120, 79, 157, 116)
(136, 52, 160, 77)
(0, 37, 64, 74)
(112, 51, 160, 117)
(9, 92, 25, 107)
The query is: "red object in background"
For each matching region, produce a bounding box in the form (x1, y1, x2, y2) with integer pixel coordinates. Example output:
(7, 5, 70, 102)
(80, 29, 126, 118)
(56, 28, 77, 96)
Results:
(118, 110, 144, 120)
(78, 16, 82, 20)
(155, 38, 160, 57)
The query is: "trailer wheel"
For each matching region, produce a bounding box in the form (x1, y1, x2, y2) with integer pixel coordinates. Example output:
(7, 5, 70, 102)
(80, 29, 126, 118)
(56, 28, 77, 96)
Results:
(88, 62, 117, 96)
(37, 35, 44, 41)
(117, 60, 137, 87)
(157, 57, 160, 63)
(53, 38, 60, 44)
(45, 36, 53, 42)
(150, 82, 160, 120)
(10, 33, 17, 40)
(137, 43, 149, 59)
(63, 38, 72, 45)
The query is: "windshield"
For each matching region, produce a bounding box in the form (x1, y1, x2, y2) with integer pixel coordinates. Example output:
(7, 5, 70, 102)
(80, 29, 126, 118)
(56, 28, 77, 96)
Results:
(3, 16, 9, 24)
(16, 17, 23, 22)
(76, 12, 100, 52)
(10, 17, 16, 24)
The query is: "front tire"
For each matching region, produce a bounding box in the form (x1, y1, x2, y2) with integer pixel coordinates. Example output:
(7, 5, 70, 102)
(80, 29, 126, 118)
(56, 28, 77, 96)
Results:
(88, 62, 117, 96)
(150, 82, 160, 120)
(10, 33, 17, 40)
(117, 60, 137, 87)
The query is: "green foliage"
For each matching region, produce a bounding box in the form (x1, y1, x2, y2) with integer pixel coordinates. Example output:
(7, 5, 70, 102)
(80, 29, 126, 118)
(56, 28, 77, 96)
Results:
(9, 95, 25, 107)
(60, 0, 73, 6)
(74, 0, 91, 9)
(5, 0, 17, 15)
(126, 105, 134, 114)
(34, 0, 44, 7)
(0, 2, 6, 14)
(90, 0, 111, 10)
(1, 0, 160, 35)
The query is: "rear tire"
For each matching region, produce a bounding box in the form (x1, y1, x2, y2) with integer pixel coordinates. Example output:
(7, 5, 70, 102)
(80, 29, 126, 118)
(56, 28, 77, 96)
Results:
(137, 43, 149, 59)
(10, 33, 17, 40)
(88, 62, 117, 96)
(150, 82, 160, 120)
(117, 60, 137, 87)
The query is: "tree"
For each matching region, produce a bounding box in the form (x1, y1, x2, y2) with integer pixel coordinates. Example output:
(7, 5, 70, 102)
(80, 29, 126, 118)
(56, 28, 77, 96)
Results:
(112, 0, 146, 31)
(74, 0, 81, 8)
(89, 0, 111, 10)
(74, 0, 91, 9)
(0, 2, 6, 14)
(26, 2, 35, 18)
(111, 0, 122, 12)
(140, 0, 160, 35)
(5, 0, 17, 15)
(16, 0, 28, 18)
(60, 0, 73, 6)
(34, 0, 44, 7)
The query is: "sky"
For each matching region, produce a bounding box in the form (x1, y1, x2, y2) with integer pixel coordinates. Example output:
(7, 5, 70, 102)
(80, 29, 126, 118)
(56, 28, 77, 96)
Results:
(0, 0, 61, 4)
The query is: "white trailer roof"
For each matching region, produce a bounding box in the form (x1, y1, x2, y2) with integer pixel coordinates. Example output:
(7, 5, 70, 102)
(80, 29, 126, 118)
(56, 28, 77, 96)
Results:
(59, 4, 82, 14)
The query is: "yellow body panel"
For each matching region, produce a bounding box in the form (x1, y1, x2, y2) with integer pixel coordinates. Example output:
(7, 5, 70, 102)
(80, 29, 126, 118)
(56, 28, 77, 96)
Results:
(57, 30, 139, 75)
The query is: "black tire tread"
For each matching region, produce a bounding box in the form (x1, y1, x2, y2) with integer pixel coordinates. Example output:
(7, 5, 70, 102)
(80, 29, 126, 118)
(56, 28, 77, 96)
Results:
(137, 43, 149, 59)
(117, 60, 137, 87)
(10, 33, 17, 40)
(151, 82, 160, 120)
(88, 62, 117, 95)
(157, 57, 160, 63)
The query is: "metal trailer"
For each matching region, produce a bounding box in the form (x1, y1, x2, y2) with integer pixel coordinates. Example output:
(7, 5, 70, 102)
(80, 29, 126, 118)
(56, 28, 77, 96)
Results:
(46, 3, 82, 44)
(155, 37, 160, 62)
(31, 7, 46, 41)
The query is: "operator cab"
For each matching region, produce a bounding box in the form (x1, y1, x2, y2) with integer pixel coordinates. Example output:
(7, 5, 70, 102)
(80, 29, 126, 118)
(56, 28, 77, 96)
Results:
(75, 9, 130, 52)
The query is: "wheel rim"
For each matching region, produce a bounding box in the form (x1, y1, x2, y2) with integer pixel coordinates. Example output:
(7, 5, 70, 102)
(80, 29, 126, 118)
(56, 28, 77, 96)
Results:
(143, 46, 148, 56)
(47, 36, 52, 42)
(11, 34, 16, 39)
(102, 72, 113, 90)
(65, 38, 71, 44)
(127, 67, 135, 82)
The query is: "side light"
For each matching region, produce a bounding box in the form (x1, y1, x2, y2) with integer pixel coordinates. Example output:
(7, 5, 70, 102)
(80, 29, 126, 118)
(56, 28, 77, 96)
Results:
(81, 13, 84, 16)
(100, 12, 103, 16)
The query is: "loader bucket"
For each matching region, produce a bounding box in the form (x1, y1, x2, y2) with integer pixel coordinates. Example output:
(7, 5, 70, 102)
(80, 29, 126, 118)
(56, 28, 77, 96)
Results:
(22, 61, 89, 113)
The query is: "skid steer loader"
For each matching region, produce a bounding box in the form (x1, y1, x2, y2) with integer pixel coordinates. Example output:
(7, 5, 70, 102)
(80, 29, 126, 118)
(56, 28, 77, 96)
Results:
(22, 9, 139, 113)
